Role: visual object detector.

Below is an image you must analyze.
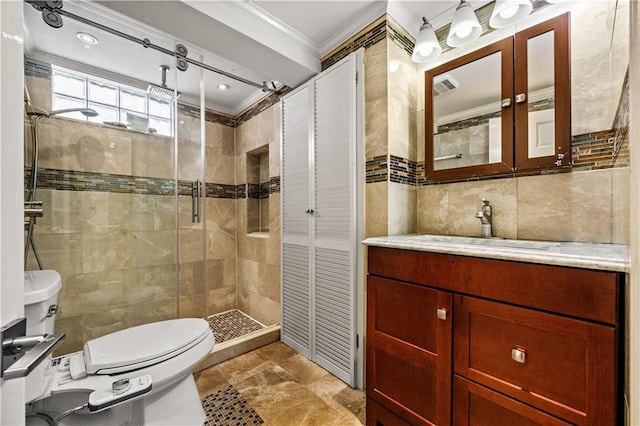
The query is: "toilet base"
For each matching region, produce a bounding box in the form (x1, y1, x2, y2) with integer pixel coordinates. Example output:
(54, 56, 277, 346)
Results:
(26, 374, 205, 426)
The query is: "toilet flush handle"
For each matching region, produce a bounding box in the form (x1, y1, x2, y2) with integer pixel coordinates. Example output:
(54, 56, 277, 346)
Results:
(1, 317, 65, 379)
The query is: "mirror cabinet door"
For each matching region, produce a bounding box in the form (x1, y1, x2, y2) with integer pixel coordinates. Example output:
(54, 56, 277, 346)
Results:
(515, 13, 570, 170)
(426, 39, 514, 181)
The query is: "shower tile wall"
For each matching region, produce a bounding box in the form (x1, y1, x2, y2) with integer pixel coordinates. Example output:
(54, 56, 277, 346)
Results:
(204, 119, 237, 315)
(25, 59, 282, 353)
(235, 103, 281, 327)
(26, 73, 178, 355)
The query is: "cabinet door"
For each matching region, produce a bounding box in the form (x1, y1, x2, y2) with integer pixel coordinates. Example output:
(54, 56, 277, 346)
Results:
(281, 84, 313, 358)
(313, 56, 357, 385)
(453, 376, 572, 426)
(366, 397, 412, 426)
(454, 295, 617, 425)
(515, 13, 571, 170)
(367, 276, 452, 425)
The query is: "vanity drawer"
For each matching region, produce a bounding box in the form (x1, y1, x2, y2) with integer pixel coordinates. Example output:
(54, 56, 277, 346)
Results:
(368, 247, 620, 325)
(454, 295, 617, 425)
(453, 376, 572, 425)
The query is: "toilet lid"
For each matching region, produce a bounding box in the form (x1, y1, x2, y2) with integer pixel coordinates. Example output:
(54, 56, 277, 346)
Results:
(83, 318, 211, 375)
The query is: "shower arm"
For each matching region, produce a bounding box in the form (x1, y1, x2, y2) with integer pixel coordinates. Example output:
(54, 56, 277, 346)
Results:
(27, 2, 277, 93)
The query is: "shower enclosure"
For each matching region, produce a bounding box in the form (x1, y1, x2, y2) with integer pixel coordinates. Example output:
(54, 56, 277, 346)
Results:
(23, 1, 280, 357)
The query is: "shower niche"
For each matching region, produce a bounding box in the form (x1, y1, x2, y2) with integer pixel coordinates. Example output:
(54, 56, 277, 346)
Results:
(246, 145, 269, 235)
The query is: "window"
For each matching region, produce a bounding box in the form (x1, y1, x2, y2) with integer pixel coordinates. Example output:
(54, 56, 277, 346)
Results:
(51, 66, 174, 136)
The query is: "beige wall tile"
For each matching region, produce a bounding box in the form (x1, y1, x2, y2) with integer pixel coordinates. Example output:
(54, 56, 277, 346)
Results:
(612, 168, 630, 245)
(249, 294, 280, 326)
(417, 185, 450, 235)
(207, 287, 237, 315)
(365, 182, 388, 237)
(82, 231, 132, 273)
(447, 179, 518, 239)
(517, 169, 613, 243)
(37, 118, 133, 175)
(388, 42, 417, 161)
(365, 98, 389, 160)
(25, 231, 83, 278)
(417, 179, 518, 239)
(388, 182, 416, 235)
(132, 133, 174, 179)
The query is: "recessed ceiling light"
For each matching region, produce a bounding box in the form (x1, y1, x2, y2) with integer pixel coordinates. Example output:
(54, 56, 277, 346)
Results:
(217, 83, 230, 90)
(76, 32, 98, 45)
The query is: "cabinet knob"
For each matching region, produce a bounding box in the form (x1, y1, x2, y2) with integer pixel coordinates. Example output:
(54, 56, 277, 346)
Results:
(501, 98, 511, 108)
(436, 308, 448, 321)
(515, 93, 527, 103)
(511, 347, 526, 364)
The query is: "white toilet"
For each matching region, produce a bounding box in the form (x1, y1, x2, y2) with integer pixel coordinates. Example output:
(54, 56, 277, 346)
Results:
(24, 270, 215, 425)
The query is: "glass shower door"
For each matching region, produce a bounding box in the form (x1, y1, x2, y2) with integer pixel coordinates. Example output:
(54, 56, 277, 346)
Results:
(176, 49, 207, 319)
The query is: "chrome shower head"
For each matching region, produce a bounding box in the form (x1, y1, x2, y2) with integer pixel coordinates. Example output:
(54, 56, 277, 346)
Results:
(50, 108, 99, 117)
(147, 65, 180, 101)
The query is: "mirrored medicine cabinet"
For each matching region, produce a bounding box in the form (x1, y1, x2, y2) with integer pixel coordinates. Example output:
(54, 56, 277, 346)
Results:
(425, 13, 570, 181)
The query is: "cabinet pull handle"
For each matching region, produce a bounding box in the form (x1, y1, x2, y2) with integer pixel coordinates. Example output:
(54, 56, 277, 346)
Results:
(511, 347, 526, 364)
(501, 98, 511, 108)
(515, 93, 526, 103)
(436, 308, 447, 321)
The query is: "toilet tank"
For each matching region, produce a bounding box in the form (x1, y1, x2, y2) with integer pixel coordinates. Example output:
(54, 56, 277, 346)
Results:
(24, 270, 62, 335)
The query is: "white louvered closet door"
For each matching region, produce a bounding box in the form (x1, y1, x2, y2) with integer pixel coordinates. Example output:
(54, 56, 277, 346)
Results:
(281, 84, 313, 358)
(281, 52, 361, 387)
(313, 58, 357, 385)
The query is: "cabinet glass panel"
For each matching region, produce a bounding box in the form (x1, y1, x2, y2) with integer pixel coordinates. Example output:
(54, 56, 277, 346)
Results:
(433, 51, 503, 171)
(526, 30, 555, 159)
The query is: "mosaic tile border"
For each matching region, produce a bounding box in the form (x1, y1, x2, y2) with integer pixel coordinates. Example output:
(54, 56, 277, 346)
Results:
(365, 155, 388, 183)
(367, 127, 629, 187)
(31, 168, 176, 195)
(201, 384, 264, 426)
(30, 168, 280, 198)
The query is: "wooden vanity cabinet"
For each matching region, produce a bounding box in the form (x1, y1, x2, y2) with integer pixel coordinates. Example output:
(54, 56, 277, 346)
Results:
(366, 276, 452, 425)
(366, 246, 622, 426)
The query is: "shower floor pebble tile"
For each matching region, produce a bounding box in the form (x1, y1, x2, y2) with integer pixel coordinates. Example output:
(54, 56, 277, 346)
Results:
(196, 342, 365, 425)
(207, 310, 265, 344)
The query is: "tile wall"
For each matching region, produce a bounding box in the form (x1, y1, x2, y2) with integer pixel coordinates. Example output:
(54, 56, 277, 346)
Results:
(345, 1, 631, 244)
(235, 104, 282, 327)
(24, 58, 282, 354)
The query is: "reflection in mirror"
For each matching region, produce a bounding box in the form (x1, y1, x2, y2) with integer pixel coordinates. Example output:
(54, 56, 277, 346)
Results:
(527, 30, 555, 159)
(433, 51, 503, 171)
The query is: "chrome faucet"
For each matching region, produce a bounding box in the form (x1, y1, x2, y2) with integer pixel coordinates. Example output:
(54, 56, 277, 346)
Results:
(475, 198, 493, 238)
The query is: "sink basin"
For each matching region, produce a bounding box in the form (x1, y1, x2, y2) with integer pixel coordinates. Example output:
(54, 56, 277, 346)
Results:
(402, 234, 559, 251)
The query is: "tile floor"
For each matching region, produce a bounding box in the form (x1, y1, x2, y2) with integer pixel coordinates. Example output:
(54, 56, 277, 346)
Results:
(195, 342, 365, 425)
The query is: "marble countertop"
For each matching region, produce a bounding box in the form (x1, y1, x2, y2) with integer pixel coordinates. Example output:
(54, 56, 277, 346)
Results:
(362, 234, 629, 272)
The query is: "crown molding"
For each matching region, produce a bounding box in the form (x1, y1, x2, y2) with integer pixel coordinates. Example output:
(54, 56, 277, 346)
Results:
(387, 1, 421, 38)
(319, 2, 388, 57)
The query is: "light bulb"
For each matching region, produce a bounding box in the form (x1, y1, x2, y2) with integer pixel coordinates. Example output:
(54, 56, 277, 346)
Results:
(499, 4, 520, 19)
(419, 46, 434, 57)
(456, 26, 473, 39)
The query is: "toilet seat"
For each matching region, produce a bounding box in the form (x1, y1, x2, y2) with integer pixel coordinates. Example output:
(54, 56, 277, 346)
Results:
(84, 318, 211, 375)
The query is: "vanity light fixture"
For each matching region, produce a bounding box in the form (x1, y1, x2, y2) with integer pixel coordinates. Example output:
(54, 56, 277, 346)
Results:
(447, 0, 482, 47)
(217, 83, 230, 90)
(76, 32, 98, 45)
(489, 0, 532, 28)
(411, 17, 442, 63)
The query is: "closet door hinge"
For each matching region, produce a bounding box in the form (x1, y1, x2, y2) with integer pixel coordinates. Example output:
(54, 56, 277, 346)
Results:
(356, 334, 359, 348)
(355, 71, 358, 85)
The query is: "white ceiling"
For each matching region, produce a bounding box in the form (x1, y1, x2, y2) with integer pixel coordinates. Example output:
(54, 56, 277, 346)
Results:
(22, 0, 490, 115)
